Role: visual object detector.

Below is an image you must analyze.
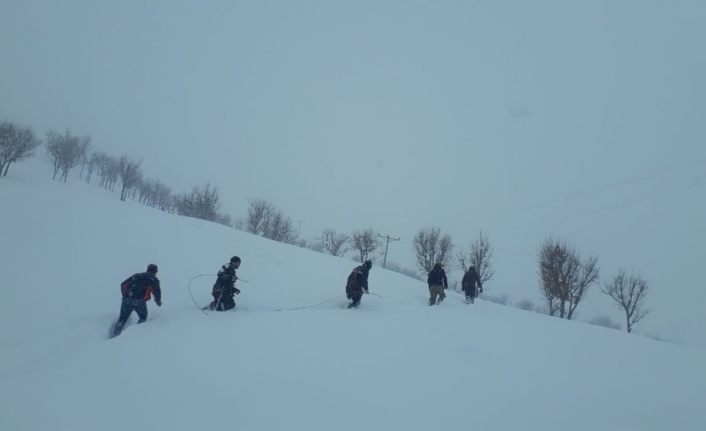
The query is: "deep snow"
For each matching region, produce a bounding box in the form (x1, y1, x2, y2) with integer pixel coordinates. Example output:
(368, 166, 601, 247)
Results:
(1, 160, 705, 431)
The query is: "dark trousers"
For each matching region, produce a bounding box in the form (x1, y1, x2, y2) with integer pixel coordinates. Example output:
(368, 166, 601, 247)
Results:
(114, 298, 148, 335)
(347, 291, 362, 308)
(464, 287, 477, 303)
(429, 285, 446, 305)
(210, 294, 236, 311)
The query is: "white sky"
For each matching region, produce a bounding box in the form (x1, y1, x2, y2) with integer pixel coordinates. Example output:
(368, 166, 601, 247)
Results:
(2, 1, 705, 343)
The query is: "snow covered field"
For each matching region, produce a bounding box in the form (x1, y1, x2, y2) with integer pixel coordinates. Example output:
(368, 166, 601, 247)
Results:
(1, 161, 705, 431)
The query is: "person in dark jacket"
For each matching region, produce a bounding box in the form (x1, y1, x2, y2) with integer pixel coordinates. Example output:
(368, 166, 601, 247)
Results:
(209, 256, 241, 311)
(346, 260, 372, 309)
(113, 264, 162, 337)
(461, 265, 483, 304)
(427, 262, 448, 305)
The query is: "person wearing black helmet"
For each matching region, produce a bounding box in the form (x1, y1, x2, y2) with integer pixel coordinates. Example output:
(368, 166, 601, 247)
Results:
(113, 263, 162, 337)
(346, 260, 372, 309)
(209, 256, 241, 311)
(427, 262, 448, 305)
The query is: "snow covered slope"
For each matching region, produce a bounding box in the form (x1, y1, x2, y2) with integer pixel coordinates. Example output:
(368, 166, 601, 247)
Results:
(1, 161, 704, 431)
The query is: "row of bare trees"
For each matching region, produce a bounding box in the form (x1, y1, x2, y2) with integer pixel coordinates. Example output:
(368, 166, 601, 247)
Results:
(44, 129, 146, 203)
(325, 227, 650, 334)
(2, 120, 233, 227)
(311, 225, 495, 286)
(538, 237, 650, 332)
(327, 226, 650, 334)
(6, 121, 651, 333)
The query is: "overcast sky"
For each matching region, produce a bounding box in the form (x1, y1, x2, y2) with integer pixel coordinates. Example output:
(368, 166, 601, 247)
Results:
(2, 0, 705, 345)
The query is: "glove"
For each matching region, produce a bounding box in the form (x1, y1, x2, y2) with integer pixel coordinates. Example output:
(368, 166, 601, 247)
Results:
(155, 299, 162, 307)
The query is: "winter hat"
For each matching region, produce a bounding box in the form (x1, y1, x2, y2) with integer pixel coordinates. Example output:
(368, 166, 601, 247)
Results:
(364, 260, 372, 269)
(230, 256, 241, 263)
(147, 263, 158, 274)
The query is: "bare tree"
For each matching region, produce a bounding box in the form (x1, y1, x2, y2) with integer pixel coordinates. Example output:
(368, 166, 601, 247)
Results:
(242, 199, 299, 243)
(46, 131, 64, 180)
(98, 154, 120, 192)
(135, 178, 173, 212)
(118, 155, 142, 201)
(457, 231, 495, 287)
(262, 209, 300, 244)
(245, 199, 275, 234)
(602, 269, 650, 333)
(175, 183, 221, 222)
(0, 121, 40, 177)
(320, 229, 350, 256)
(538, 238, 599, 320)
(77, 136, 92, 179)
(84, 151, 101, 183)
(413, 226, 454, 273)
(46, 130, 84, 182)
(153, 181, 174, 212)
(350, 228, 379, 263)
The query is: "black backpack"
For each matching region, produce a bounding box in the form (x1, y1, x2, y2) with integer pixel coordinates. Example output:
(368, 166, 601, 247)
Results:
(428, 268, 445, 286)
(121, 273, 152, 300)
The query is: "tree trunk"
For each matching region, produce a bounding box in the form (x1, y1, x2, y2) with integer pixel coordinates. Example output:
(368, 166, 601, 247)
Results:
(2, 162, 10, 176)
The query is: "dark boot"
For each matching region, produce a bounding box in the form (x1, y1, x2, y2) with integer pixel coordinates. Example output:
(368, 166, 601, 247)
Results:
(113, 320, 125, 337)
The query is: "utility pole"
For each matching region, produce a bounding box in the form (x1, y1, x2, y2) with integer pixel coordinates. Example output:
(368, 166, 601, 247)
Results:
(377, 233, 400, 269)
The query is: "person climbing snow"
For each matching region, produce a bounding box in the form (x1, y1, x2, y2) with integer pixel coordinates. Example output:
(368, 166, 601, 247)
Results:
(209, 256, 241, 311)
(427, 262, 448, 305)
(113, 263, 162, 337)
(461, 265, 483, 304)
(346, 260, 372, 309)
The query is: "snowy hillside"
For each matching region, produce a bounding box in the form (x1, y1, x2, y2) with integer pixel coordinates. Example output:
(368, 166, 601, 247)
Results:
(1, 161, 705, 431)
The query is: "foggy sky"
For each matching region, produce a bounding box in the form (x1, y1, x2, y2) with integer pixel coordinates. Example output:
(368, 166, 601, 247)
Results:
(2, 0, 705, 345)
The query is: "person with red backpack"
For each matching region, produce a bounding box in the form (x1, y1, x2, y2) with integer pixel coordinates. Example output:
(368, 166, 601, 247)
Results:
(113, 264, 162, 337)
(346, 260, 372, 309)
